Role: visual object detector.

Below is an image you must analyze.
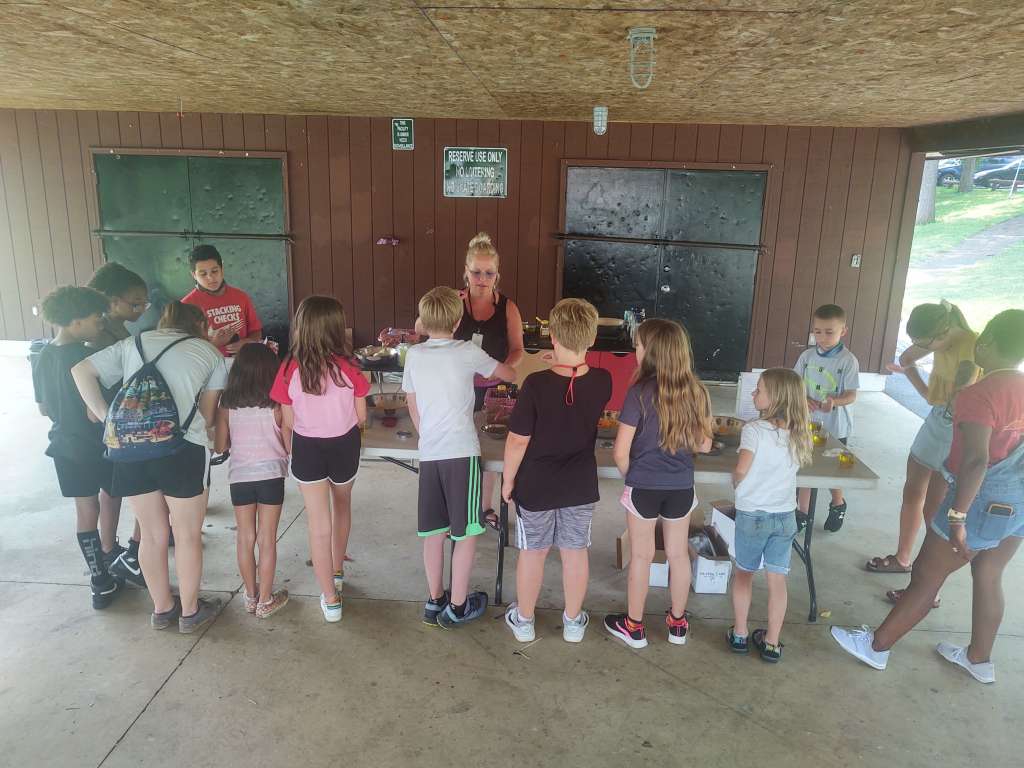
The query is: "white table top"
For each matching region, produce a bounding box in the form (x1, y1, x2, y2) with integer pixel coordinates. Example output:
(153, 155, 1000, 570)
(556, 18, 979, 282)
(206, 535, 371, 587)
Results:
(360, 412, 879, 490)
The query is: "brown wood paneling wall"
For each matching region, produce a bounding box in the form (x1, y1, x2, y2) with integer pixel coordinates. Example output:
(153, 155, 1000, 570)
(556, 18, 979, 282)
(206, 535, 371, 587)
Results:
(0, 109, 921, 371)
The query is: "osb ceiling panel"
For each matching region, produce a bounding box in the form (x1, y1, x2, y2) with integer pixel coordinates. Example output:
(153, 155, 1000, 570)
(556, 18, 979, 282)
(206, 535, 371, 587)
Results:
(0, 1, 1021, 127)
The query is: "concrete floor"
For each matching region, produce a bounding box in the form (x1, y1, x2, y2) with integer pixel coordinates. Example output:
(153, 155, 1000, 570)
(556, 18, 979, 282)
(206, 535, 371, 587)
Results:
(1, 349, 1021, 768)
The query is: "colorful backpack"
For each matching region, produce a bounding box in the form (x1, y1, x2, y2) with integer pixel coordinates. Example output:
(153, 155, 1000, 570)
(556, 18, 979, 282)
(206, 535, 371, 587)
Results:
(104, 334, 202, 462)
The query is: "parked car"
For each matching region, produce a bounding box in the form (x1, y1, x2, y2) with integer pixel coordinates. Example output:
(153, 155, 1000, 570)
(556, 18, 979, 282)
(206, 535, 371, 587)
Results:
(936, 156, 1021, 187)
(973, 158, 1024, 188)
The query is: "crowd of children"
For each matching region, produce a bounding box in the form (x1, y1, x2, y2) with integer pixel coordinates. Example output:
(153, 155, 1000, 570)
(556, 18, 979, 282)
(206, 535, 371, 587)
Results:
(31, 240, 1024, 681)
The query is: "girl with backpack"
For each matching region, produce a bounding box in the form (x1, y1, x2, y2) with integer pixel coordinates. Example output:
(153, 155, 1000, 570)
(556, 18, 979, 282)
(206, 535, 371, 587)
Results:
(214, 343, 290, 619)
(270, 296, 369, 623)
(73, 302, 227, 634)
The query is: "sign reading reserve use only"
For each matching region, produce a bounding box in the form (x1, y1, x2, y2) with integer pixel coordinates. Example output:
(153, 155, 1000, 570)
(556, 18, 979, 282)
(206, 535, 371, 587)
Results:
(442, 147, 508, 198)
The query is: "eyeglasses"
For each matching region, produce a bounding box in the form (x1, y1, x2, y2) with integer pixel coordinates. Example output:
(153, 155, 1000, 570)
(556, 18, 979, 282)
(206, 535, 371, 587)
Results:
(468, 269, 497, 279)
(912, 327, 950, 349)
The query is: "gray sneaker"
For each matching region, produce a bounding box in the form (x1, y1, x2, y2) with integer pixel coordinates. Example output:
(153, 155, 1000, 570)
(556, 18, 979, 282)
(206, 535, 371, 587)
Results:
(436, 591, 488, 629)
(178, 598, 222, 634)
(151, 598, 182, 630)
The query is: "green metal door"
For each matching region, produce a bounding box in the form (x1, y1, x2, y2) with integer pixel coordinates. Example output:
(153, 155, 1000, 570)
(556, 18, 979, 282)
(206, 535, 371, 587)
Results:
(93, 153, 290, 338)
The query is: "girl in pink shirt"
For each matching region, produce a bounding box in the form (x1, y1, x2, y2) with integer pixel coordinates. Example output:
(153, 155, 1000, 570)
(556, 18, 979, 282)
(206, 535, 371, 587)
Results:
(270, 296, 369, 623)
(215, 343, 289, 619)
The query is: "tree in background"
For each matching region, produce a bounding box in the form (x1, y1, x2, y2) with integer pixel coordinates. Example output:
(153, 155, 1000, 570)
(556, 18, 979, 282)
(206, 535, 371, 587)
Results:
(917, 159, 938, 224)
(959, 157, 976, 194)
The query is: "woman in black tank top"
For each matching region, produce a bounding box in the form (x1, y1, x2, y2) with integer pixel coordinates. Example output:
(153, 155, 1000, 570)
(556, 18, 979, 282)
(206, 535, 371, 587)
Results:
(453, 233, 525, 411)
(453, 233, 524, 527)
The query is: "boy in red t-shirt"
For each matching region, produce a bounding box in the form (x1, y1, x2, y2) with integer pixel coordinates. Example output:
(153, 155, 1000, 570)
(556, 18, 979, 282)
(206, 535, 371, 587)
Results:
(182, 245, 262, 357)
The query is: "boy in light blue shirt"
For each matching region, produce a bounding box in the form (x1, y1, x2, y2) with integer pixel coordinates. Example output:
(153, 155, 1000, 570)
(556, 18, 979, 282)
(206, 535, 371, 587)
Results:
(793, 304, 860, 532)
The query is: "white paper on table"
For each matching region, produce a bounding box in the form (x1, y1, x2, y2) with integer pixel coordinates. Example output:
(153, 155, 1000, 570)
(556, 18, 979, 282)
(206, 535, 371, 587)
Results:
(734, 369, 765, 422)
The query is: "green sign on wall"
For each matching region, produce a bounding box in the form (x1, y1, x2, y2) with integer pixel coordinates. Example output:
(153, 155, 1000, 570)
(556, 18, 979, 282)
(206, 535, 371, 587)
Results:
(443, 146, 508, 198)
(392, 118, 414, 150)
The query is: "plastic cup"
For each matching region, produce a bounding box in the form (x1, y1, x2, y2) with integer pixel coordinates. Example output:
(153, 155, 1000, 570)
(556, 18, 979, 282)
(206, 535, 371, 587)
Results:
(838, 450, 856, 468)
(812, 432, 827, 447)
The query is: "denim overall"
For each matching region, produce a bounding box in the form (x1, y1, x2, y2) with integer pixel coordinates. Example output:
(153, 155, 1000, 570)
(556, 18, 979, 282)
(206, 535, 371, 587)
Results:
(933, 437, 1024, 551)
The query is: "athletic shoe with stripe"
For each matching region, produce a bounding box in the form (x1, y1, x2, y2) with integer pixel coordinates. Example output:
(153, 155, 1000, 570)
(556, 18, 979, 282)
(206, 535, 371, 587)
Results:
(504, 603, 535, 642)
(666, 611, 689, 645)
(603, 613, 647, 649)
(436, 591, 488, 629)
(423, 590, 450, 626)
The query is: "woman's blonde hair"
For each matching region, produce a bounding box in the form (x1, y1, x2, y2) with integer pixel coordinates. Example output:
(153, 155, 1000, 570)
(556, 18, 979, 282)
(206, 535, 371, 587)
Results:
(757, 368, 813, 467)
(289, 295, 354, 395)
(419, 286, 463, 334)
(632, 319, 713, 455)
(158, 301, 206, 338)
(549, 298, 598, 354)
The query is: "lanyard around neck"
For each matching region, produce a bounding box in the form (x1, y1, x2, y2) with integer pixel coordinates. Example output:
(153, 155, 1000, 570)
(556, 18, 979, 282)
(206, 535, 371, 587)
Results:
(551, 363, 585, 405)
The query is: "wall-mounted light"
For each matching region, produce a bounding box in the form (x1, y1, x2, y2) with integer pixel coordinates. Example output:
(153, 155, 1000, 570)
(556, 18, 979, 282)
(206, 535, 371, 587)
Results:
(628, 27, 656, 90)
(593, 106, 608, 136)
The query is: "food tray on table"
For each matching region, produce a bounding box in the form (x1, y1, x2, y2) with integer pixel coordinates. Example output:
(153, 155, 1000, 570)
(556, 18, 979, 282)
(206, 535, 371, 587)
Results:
(597, 410, 620, 440)
(713, 415, 744, 446)
(356, 345, 399, 369)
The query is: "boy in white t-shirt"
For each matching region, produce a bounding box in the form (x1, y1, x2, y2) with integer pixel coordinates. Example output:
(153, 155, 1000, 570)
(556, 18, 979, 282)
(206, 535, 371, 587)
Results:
(403, 287, 515, 628)
(728, 368, 813, 663)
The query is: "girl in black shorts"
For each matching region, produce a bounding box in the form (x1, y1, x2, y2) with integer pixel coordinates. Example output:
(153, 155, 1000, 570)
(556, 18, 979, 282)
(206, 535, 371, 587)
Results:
(270, 297, 369, 623)
(215, 343, 290, 619)
(604, 319, 714, 649)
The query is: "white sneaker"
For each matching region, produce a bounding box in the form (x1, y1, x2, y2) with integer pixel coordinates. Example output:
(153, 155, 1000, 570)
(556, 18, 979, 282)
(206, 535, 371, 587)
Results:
(830, 625, 889, 670)
(936, 642, 995, 684)
(320, 593, 343, 623)
(504, 603, 535, 642)
(563, 610, 589, 643)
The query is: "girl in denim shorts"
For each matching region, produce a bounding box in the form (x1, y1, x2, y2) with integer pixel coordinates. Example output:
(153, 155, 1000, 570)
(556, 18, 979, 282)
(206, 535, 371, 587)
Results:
(729, 368, 813, 662)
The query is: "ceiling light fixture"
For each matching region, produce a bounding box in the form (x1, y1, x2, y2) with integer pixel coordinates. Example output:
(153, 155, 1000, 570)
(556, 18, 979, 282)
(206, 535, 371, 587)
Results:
(628, 27, 656, 90)
(593, 106, 608, 136)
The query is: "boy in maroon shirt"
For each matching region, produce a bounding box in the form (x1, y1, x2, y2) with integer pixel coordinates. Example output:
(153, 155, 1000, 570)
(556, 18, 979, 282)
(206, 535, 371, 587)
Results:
(182, 245, 262, 357)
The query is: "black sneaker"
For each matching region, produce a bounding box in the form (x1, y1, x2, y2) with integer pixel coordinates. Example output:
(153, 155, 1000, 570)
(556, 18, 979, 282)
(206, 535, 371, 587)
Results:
(666, 611, 689, 646)
(752, 628, 784, 663)
(795, 511, 809, 531)
(727, 626, 749, 653)
(604, 613, 647, 649)
(423, 590, 450, 626)
(824, 501, 847, 532)
(109, 549, 146, 588)
(436, 591, 488, 629)
(103, 541, 126, 569)
(91, 574, 124, 609)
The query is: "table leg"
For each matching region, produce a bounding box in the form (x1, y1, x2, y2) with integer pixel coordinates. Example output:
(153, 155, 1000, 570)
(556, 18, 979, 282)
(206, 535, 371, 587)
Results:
(791, 488, 818, 622)
(495, 478, 508, 606)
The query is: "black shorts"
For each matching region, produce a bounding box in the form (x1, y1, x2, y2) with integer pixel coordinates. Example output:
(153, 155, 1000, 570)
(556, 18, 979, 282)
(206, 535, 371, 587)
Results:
(52, 454, 114, 498)
(111, 442, 209, 499)
(230, 477, 285, 506)
(417, 456, 484, 540)
(622, 486, 696, 521)
(290, 427, 360, 485)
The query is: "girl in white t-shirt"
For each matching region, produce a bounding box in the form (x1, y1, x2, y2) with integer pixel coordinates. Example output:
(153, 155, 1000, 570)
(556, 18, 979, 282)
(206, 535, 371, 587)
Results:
(729, 368, 812, 662)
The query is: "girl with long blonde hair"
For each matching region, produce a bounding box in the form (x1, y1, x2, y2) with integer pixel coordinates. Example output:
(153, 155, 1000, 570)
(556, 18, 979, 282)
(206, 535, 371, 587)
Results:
(270, 296, 369, 623)
(605, 319, 713, 649)
(728, 367, 811, 662)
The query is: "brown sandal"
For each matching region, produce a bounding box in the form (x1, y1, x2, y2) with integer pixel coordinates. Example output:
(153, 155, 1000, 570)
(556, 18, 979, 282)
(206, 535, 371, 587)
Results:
(886, 588, 940, 609)
(865, 555, 912, 573)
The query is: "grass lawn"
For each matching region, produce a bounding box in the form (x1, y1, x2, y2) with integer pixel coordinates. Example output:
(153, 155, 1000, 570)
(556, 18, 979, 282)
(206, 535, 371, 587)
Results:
(909, 186, 1024, 265)
(904, 240, 1024, 334)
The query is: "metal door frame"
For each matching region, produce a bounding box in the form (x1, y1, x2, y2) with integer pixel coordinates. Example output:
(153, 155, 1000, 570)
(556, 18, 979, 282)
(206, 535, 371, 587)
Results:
(89, 147, 294, 318)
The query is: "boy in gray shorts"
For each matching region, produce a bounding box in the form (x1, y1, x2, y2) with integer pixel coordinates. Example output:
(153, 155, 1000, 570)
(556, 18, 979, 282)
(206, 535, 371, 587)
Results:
(501, 299, 612, 643)
(404, 287, 515, 628)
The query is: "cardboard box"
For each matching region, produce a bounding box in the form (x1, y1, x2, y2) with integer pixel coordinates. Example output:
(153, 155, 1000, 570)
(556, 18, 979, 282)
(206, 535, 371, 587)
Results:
(614, 505, 706, 570)
(710, 500, 736, 558)
(689, 525, 733, 594)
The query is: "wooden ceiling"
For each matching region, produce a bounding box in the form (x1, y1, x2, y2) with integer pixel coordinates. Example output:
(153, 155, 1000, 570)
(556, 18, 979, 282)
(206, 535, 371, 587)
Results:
(0, 1, 1021, 127)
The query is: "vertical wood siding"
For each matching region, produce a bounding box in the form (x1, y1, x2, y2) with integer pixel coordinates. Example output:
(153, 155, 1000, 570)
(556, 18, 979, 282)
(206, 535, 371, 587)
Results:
(0, 110, 921, 370)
